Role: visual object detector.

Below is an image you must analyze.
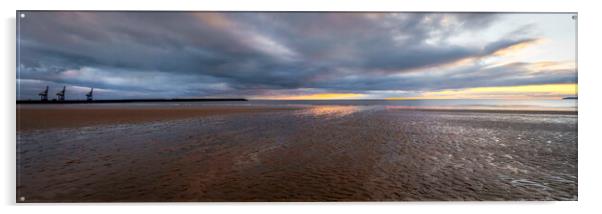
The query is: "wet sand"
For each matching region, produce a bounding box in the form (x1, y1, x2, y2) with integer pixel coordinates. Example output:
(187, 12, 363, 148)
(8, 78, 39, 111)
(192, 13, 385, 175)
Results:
(16, 105, 577, 202)
(17, 105, 293, 131)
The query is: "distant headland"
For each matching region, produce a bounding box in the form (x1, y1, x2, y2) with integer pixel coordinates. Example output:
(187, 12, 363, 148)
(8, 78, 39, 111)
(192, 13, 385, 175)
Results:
(17, 98, 248, 104)
(17, 85, 247, 104)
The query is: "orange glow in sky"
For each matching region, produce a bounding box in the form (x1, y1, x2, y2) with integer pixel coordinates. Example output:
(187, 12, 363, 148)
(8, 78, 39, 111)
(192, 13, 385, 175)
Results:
(386, 83, 577, 100)
(492, 38, 544, 56)
(259, 93, 364, 100)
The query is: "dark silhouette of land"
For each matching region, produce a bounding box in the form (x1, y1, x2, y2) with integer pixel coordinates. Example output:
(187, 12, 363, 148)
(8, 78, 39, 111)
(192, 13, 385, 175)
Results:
(21, 85, 247, 104)
(17, 98, 247, 104)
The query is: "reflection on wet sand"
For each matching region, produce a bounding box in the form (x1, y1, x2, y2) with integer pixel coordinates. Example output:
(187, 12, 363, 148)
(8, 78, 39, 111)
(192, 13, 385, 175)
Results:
(299, 105, 364, 118)
(16, 105, 577, 202)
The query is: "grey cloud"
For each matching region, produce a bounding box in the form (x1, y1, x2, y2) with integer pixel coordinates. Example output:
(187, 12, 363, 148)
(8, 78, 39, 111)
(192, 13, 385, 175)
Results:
(329, 63, 574, 92)
(17, 12, 573, 99)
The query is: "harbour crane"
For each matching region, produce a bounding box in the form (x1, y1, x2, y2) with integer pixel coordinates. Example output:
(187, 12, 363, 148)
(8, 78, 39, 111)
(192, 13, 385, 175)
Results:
(86, 88, 94, 101)
(56, 86, 66, 101)
(38, 86, 48, 101)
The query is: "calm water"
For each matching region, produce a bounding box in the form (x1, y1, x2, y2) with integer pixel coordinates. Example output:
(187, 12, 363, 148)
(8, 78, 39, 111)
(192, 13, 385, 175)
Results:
(162, 99, 577, 111)
(63, 99, 577, 111)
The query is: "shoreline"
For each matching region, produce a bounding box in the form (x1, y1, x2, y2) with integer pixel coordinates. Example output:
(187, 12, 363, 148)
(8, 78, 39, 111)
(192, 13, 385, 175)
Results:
(17, 104, 577, 132)
(413, 108, 577, 115)
(16, 98, 247, 104)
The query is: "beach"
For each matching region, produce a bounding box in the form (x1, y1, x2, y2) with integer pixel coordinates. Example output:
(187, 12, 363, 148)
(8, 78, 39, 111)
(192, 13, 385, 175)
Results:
(17, 105, 294, 131)
(16, 104, 578, 201)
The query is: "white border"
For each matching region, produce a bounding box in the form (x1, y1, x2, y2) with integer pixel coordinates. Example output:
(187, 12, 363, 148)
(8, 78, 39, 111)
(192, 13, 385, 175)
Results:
(3, 0, 601, 213)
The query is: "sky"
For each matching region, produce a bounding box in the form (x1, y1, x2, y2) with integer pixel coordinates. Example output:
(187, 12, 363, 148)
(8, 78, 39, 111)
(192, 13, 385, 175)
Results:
(17, 12, 577, 100)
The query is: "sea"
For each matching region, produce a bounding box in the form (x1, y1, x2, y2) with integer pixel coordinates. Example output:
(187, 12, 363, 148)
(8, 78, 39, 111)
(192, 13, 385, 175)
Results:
(150, 99, 578, 112)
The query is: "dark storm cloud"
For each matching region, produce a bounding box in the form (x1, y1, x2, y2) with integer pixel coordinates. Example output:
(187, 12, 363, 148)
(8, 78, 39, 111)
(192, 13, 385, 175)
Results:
(16, 12, 574, 99)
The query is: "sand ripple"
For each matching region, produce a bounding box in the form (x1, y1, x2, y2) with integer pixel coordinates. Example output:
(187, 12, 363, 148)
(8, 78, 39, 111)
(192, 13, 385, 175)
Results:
(17, 106, 577, 201)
